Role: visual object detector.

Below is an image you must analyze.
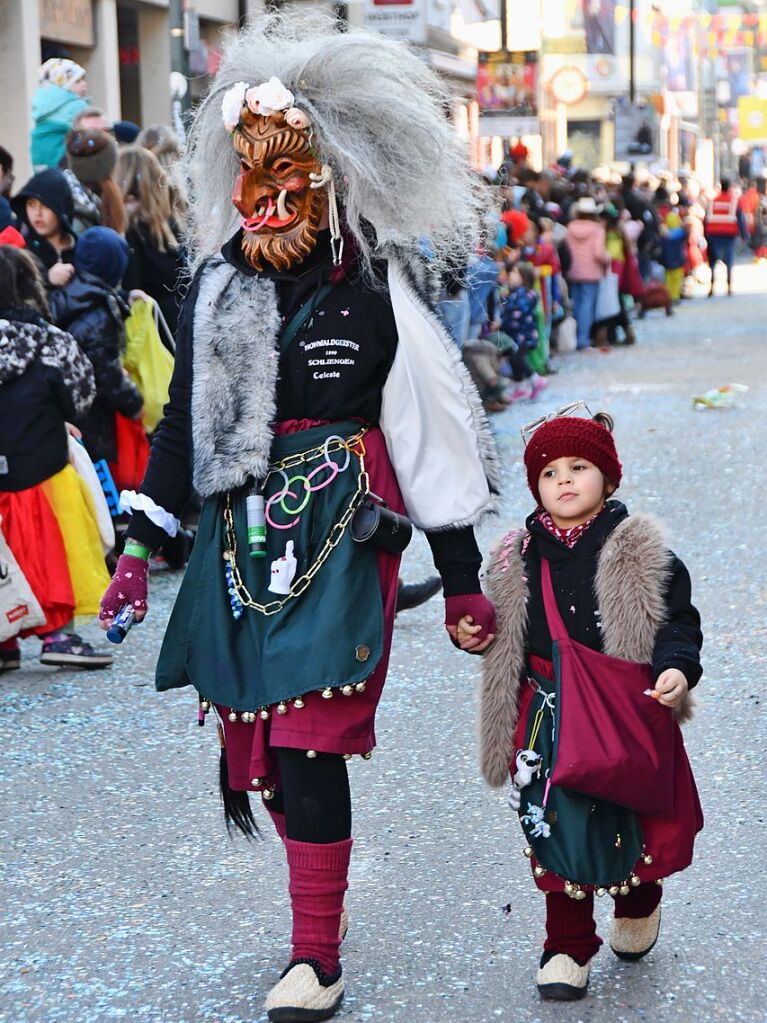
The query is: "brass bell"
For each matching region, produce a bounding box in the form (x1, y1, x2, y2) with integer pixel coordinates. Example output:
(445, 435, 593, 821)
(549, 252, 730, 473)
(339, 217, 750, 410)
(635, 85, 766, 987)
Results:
(244, 711, 256, 724)
(260, 709, 270, 720)
(655, 878, 663, 886)
(321, 687, 334, 700)
(263, 788, 275, 800)
(642, 853, 653, 865)
(251, 777, 262, 787)
(630, 874, 641, 887)
(595, 887, 607, 898)
(200, 700, 211, 712)
(574, 890, 587, 901)
(361, 751, 373, 760)
(523, 846, 533, 858)
(564, 882, 575, 895)
(534, 866, 546, 878)
(276, 702, 288, 715)
(306, 750, 318, 759)
(355, 682, 366, 693)
(228, 711, 238, 722)
(608, 886, 619, 896)
(341, 685, 353, 696)
(619, 885, 630, 896)
(294, 698, 305, 709)
(342, 753, 352, 760)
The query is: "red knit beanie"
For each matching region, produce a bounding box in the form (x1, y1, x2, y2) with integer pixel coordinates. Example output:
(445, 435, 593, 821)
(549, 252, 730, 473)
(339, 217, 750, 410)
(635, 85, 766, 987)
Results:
(524, 416, 622, 504)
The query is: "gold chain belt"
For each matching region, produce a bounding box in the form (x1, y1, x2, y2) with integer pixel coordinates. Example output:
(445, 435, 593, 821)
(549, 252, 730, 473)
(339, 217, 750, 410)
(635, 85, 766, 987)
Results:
(222, 430, 370, 616)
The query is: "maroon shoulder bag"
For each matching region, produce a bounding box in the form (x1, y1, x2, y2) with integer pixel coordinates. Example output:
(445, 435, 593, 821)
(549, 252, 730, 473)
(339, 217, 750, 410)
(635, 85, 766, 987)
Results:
(540, 557, 676, 816)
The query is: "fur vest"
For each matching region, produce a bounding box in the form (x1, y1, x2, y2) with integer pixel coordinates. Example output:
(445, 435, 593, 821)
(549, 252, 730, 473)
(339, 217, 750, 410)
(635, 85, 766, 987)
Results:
(479, 514, 695, 788)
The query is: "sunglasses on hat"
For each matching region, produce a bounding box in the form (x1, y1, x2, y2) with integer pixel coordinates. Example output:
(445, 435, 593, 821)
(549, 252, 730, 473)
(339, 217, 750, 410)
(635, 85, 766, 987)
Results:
(520, 400, 594, 445)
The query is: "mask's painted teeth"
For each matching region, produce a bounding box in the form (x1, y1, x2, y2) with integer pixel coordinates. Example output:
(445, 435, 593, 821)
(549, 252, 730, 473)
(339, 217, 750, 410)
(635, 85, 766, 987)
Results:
(276, 189, 289, 221)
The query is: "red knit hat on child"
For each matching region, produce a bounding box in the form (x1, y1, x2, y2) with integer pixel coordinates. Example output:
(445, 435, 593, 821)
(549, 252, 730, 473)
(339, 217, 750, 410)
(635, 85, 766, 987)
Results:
(524, 415, 623, 504)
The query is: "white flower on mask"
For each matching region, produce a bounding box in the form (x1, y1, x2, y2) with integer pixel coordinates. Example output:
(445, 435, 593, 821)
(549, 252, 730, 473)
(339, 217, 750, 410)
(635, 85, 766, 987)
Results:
(221, 81, 249, 133)
(246, 77, 295, 117)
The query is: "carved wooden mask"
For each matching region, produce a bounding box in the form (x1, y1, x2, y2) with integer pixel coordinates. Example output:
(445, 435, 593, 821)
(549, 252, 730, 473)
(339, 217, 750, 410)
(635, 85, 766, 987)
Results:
(231, 108, 327, 272)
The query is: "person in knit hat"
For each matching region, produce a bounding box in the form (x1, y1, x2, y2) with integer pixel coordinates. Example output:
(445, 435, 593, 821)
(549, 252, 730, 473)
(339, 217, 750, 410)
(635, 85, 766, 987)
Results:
(464, 405, 703, 1002)
(30, 59, 89, 171)
(65, 129, 127, 236)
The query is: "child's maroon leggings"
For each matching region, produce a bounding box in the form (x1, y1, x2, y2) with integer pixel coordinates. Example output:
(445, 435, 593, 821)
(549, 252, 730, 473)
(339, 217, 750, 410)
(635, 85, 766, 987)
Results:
(545, 883, 662, 964)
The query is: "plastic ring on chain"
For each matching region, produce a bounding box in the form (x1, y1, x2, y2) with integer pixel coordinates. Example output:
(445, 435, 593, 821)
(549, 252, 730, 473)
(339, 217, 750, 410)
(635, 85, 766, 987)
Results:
(266, 489, 300, 530)
(280, 475, 312, 515)
(323, 435, 351, 474)
(305, 460, 339, 492)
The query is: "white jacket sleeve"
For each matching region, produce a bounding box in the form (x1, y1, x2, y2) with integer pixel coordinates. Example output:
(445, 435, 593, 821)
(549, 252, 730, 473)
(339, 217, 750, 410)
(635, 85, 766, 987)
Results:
(380, 261, 500, 531)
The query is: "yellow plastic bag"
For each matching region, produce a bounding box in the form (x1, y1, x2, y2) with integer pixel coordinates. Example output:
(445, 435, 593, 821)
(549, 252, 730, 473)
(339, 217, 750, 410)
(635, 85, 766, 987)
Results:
(123, 298, 174, 433)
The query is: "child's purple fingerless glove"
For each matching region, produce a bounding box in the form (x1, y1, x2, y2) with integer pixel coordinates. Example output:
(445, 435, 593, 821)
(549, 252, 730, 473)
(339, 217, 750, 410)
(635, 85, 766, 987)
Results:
(99, 555, 149, 622)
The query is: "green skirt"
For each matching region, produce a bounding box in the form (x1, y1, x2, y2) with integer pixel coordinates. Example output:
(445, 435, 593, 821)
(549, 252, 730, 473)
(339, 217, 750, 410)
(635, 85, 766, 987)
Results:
(155, 422, 384, 711)
(518, 670, 644, 888)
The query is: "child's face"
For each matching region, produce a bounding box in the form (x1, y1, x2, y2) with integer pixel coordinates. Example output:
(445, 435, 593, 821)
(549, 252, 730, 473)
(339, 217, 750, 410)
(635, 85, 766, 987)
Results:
(26, 198, 60, 239)
(538, 456, 613, 528)
(508, 267, 522, 289)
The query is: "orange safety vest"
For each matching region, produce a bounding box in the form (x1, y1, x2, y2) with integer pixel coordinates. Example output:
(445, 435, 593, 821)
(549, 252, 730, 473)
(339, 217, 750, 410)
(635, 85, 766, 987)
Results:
(706, 193, 739, 236)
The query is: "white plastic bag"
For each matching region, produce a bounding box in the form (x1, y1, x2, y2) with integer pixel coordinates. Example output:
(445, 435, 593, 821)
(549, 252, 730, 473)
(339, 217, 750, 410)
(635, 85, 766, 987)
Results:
(0, 516, 46, 642)
(68, 437, 115, 554)
(595, 272, 621, 322)
(556, 315, 578, 353)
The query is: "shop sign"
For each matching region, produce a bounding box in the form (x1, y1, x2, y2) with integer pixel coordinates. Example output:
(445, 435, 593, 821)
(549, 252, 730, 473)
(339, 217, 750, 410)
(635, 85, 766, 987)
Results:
(477, 50, 540, 138)
(364, 0, 427, 45)
(40, 0, 94, 48)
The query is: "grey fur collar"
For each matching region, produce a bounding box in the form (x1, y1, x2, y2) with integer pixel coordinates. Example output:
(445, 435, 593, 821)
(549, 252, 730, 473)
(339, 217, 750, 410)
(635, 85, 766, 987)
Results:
(479, 514, 694, 788)
(191, 257, 282, 496)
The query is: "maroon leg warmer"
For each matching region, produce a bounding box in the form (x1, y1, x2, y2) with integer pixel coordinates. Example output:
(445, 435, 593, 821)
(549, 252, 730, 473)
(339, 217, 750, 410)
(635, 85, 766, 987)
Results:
(544, 892, 603, 965)
(613, 882, 663, 919)
(285, 837, 352, 975)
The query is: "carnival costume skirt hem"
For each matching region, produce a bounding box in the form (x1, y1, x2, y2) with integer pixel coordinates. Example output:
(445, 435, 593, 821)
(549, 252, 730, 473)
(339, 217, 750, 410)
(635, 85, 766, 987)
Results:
(160, 420, 405, 794)
(514, 656, 703, 895)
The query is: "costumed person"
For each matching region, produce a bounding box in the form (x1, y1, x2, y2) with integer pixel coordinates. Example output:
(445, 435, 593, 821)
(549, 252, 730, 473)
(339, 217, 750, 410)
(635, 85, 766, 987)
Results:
(659, 210, 687, 303)
(469, 406, 702, 1001)
(30, 59, 89, 172)
(0, 245, 112, 669)
(98, 15, 498, 1022)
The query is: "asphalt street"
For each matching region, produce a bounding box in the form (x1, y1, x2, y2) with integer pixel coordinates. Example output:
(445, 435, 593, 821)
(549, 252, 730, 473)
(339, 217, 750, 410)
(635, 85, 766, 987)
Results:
(2, 263, 766, 1023)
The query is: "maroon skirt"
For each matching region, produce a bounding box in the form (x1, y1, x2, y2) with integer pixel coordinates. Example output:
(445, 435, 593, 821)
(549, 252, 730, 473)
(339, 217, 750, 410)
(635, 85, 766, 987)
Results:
(217, 420, 405, 794)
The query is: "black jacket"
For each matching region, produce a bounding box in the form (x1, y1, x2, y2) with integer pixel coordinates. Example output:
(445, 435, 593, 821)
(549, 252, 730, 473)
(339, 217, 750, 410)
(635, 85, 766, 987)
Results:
(0, 306, 96, 491)
(126, 238, 483, 595)
(48, 270, 143, 461)
(123, 220, 186, 336)
(523, 501, 703, 687)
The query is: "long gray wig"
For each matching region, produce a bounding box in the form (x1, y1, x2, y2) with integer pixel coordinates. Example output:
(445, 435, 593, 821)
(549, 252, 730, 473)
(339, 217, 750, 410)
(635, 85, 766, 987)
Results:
(184, 12, 484, 277)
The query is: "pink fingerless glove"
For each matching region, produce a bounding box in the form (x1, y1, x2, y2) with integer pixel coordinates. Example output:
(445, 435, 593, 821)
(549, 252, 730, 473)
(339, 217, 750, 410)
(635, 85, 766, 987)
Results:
(445, 593, 497, 643)
(99, 554, 149, 622)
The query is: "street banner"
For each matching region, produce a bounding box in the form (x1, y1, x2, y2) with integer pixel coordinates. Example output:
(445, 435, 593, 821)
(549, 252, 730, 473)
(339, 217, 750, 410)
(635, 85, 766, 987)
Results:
(477, 51, 539, 138)
(364, 0, 427, 44)
(613, 98, 659, 162)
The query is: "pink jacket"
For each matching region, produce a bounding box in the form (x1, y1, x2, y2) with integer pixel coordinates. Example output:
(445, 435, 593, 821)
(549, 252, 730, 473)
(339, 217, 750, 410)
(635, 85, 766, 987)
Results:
(565, 219, 609, 282)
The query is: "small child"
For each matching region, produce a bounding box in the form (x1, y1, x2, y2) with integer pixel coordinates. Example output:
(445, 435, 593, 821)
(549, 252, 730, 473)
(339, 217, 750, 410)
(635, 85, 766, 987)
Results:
(499, 263, 546, 401)
(659, 210, 687, 302)
(459, 408, 703, 1001)
(48, 226, 144, 467)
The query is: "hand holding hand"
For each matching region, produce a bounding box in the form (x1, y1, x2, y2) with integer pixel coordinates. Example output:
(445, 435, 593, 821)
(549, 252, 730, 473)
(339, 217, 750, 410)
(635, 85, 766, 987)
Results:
(129, 289, 151, 305)
(99, 553, 149, 628)
(653, 668, 688, 708)
(445, 593, 496, 653)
